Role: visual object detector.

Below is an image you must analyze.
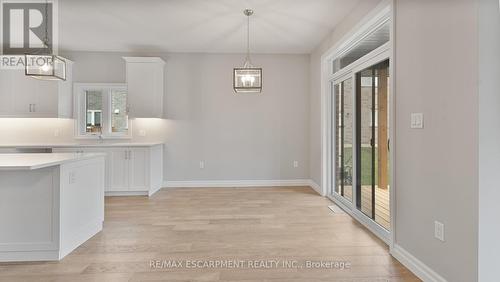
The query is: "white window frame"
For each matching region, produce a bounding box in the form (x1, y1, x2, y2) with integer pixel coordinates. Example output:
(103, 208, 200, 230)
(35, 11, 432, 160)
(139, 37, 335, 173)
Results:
(320, 4, 395, 247)
(74, 83, 131, 139)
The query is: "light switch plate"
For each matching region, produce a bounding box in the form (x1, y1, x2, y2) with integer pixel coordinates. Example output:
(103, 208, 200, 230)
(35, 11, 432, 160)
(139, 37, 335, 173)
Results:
(411, 113, 424, 129)
(139, 129, 147, 137)
(434, 221, 445, 242)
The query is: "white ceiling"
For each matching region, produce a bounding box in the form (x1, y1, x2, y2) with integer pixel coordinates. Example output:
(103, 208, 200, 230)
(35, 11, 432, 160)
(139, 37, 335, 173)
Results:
(58, 0, 361, 54)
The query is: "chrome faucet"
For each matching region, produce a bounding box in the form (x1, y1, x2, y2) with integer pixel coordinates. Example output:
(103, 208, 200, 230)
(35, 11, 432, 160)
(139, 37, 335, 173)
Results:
(97, 127, 104, 143)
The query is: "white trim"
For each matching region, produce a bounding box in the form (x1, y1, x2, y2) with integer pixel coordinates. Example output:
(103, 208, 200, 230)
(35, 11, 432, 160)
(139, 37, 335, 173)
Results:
(321, 1, 391, 197)
(123, 57, 165, 64)
(391, 244, 447, 282)
(163, 179, 312, 188)
(389, 0, 397, 251)
(105, 191, 148, 197)
(320, 3, 395, 248)
(328, 194, 391, 244)
(321, 3, 391, 64)
(307, 180, 323, 196)
(0, 250, 59, 262)
(73, 83, 132, 140)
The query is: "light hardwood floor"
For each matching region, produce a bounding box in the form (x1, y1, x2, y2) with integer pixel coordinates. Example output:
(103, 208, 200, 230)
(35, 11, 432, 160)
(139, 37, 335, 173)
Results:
(0, 186, 418, 282)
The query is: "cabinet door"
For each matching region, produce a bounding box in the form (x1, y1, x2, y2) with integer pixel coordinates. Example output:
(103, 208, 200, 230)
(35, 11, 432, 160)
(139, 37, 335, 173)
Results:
(128, 147, 149, 192)
(34, 79, 58, 116)
(57, 62, 73, 118)
(11, 69, 37, 115)
(108, 148, 129, 192)
(125, 58, 164, 118)
(0, 69, 13, 115)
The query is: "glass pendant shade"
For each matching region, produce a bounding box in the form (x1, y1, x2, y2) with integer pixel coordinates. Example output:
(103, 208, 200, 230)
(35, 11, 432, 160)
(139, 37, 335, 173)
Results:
(25, 54, 67, 81)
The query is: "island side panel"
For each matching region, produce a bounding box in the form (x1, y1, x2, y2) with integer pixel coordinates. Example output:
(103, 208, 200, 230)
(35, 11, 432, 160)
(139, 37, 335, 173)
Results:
(59, 156, 105, 259)
(149, 144, 163, 196)
(0, 167, 60, 262)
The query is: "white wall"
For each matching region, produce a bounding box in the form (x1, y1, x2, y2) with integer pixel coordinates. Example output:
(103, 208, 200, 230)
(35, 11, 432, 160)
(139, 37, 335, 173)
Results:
(0, 52, 311, 182)
(394, 1, 478, 281)
(162, 53, 310, 181)
(478, 0, 500, 280)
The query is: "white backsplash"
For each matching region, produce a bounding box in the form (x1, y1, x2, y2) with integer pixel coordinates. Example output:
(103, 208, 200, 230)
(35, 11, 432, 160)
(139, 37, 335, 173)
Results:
(0, 118, 168, 145)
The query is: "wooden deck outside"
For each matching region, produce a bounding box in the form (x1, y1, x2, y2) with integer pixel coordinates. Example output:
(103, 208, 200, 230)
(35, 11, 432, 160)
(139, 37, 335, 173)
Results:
(343, 186, 390, 230)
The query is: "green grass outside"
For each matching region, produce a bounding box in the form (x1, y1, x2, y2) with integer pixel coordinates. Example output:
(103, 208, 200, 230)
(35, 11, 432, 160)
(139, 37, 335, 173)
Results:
(342, 147, 389, 186)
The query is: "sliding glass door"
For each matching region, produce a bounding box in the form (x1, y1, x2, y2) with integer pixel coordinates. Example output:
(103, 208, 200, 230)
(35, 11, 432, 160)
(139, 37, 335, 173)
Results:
(355, 59, 390, 230)
(326, 17, 391, 242)
(332, 77, 353, 202)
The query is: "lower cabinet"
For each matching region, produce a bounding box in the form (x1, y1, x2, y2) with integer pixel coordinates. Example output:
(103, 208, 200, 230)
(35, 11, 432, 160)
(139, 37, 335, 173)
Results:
(107, 147, 148, 193)
(52, 145, 163, 196)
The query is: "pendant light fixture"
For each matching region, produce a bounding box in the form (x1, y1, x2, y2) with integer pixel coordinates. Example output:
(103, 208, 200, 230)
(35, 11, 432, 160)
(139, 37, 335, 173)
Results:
(233, 9, 262, 93)
(25, 0, 67, 80)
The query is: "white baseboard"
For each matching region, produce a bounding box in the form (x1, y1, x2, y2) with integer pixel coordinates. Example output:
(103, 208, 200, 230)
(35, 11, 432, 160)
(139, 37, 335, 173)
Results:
(60, 220, 102, 259)
(307, 180, 323, 195)
(105, 191, 148, 197)
(163, 179, 312, 188)
(391, 244, 447, 282)
(0, 250, 59, 262)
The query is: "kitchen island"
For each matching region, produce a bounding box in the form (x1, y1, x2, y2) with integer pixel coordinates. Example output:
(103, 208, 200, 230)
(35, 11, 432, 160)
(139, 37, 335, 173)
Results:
(0, 153, 105, 262)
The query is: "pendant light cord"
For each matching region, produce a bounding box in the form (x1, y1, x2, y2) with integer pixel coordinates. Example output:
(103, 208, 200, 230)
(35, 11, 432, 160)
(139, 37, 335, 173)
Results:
(246, 14, 250, 62)
(43, 0, 49, 49)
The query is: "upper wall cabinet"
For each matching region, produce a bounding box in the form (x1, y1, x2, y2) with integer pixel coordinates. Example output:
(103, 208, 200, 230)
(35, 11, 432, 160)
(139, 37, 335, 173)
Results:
(0, 62, 73, 118)
(123, 57, 165, 118)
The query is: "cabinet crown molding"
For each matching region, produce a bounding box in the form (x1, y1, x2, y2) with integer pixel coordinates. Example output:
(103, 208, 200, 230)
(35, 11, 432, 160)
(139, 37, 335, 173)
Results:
(123, 57, 165, 65)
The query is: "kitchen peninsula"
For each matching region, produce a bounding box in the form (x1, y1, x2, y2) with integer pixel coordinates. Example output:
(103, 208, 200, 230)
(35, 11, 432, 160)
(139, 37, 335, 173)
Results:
(0, 153, 105, 262)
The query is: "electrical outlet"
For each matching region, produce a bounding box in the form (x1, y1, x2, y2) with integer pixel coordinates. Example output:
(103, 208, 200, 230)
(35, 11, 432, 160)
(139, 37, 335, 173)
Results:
(69, 171, 76, 184)
(139, 129, 147, 137)
(54, 129, 61, 137)
(199, 161, 205, 169)
(293, 160, 299, 168)
(434, 221, 445, 242)
(411, 113, 424, 129)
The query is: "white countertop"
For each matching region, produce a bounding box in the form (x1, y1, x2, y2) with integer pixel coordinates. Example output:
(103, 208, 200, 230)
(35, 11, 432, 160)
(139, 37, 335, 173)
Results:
(0, 153, 106, 170)
(0, 142, 164, 148)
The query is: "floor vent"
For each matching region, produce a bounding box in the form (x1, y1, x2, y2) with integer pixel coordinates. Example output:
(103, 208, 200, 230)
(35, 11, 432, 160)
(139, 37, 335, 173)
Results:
(328, 205, 345, 214)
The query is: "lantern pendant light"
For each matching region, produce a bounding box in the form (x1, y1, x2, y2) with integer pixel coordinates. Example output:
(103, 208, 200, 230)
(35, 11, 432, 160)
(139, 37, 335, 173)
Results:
(25, 0, 67, 80)
(233, 9, 262, 93)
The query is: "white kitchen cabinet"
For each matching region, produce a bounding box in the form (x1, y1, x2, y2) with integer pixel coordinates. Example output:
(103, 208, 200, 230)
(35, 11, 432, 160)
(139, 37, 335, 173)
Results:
(52, 144, 163, 196)
(0, 61, 73, 118)
(128, 147, 148, 191)
(0, 69, 12, 114)
(123, 57, 165, 118)
(108, 148, 129, 192)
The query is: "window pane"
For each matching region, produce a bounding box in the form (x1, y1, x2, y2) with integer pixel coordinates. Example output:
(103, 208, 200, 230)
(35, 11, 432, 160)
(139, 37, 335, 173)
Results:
(111, 89, 128, 133)
(356, 59, 390, 230)
(332, 21, 390, 73)
(333, 78, 353, 202)
(85, 90, 103, 133)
